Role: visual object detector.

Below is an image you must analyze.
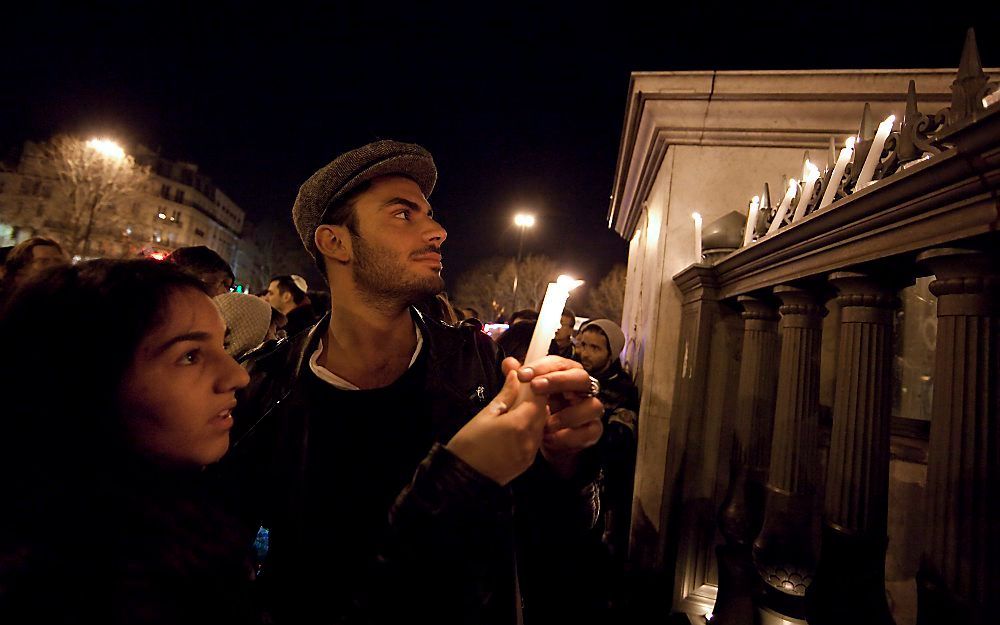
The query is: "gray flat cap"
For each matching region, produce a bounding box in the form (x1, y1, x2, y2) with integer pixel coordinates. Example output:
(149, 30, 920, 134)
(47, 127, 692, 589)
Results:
(292, 140, 437, 260)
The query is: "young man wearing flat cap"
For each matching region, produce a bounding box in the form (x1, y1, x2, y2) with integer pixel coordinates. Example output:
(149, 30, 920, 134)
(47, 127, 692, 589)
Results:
(223, 140, 606, 624)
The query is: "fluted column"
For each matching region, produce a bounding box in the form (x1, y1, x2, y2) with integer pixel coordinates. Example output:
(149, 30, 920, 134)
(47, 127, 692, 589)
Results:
(807, 272, 897, 624)
(915, 248, 999, 625)
(752, 285, 825, 620)
(714, 295, 780, 625)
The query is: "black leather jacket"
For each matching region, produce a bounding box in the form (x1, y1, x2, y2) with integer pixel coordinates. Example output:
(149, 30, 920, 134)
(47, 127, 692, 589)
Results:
(221, 309, 600, 624)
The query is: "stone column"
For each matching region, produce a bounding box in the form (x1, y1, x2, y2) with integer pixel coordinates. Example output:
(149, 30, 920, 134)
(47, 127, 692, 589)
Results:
(807, 272, 897, 624)
(915, 248, 999, 625)
(714, 295, 781, 625)
(752, 285, 825, 620)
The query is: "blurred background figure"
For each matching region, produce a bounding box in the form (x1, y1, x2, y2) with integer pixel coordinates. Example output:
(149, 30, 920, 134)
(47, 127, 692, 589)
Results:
(416, 292, 460, 325)
(214, 291, 273, 362)
(167, 245, 235, 297)
(0, 237, 67, 302)
(548, 306, 576, 359)
(263, 274, 317, 338)
(508, 308, 538, 325)
(456, 306, 480, 322)
(0, 245, 13, 281)
(575, 318, 640, 605)
(266, 307, 288, 342)
(495, 319, 534, 362)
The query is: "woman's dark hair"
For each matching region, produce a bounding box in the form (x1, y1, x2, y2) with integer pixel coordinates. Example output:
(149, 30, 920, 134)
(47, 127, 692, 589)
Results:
(496, 320, 536, 363)
(0, 259, 207, 499)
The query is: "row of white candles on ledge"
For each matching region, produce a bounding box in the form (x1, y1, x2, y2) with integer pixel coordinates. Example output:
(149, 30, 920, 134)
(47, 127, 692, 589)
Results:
(693, 113, 899, 261)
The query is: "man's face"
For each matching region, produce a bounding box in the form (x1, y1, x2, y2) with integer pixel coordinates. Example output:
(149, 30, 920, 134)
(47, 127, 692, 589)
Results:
(264, 280, 291, 312)
(554, 313, 574, 345)
(201, 270, 233, 297)
(349, 176, 447, 306)
(23, 245, 66, 280)
(575, 328, 611, 375)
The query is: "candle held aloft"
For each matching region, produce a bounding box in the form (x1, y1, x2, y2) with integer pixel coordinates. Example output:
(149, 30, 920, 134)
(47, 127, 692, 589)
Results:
(854, 115, 895, 189)
(692, 212, 703, 261)
(742, 196, 760, 247)
(522, 275, 584, 367)
(765, 179, 798, 236)
(791, 161, 821, 222)
(517, 275, 584, 404)
(819, 136, 856, 209)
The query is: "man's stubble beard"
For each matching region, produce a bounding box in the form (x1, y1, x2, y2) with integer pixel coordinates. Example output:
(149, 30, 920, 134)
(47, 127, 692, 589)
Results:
(350, 233, 444, 311)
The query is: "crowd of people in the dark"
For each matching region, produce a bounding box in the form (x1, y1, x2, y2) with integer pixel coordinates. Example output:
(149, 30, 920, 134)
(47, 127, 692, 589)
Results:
(0, 140, 639, 624)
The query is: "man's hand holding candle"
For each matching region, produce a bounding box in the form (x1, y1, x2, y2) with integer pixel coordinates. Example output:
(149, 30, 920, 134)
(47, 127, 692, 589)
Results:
(445, 355, 603, 485)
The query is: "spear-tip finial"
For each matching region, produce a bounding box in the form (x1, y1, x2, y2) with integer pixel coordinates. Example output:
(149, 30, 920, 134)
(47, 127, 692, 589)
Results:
(904, 80, 919, 126)
(760, 182, 772, 210)
(957, 28, 984, 81)
(858, 103, 876, 141)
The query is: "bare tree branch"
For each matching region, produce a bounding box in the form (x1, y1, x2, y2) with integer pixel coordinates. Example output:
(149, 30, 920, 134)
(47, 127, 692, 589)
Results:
(586, 263, 627, 323)
(38, 135, 151, 256)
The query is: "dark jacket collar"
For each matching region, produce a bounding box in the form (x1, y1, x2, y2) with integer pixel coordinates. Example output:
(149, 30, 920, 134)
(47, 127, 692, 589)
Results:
(284, 306, 465, 382)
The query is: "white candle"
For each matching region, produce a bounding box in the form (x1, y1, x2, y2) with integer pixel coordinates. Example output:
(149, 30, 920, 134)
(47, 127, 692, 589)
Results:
(818, 136, 856, 209)
(766, 179, 798, 236)
(854, 115, 895, 190)
(742, 196, 760, 247)
(523, 275, 583, 367)
(517, 275, 584, 404)
(791, 161, 820, 222)
(692, 212, 703, 261)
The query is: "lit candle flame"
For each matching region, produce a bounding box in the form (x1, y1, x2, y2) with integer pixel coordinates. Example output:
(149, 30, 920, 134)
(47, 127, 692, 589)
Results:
(846, 136, 856, 150)
(555, 274, 584, 291)
(804, 160, 820, 183)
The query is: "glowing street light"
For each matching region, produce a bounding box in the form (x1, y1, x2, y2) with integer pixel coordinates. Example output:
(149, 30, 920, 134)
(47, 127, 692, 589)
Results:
(85, 138, 126, 160)
(511, 212, 536, 313)
(514, 213, 535, 228)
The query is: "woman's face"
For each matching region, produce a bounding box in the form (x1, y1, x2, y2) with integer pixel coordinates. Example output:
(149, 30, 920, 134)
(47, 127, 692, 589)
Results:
(119, 287, 250, 468)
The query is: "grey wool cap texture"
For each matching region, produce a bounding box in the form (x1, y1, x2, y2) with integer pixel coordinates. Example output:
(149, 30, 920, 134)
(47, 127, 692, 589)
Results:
(292, 140, 437, 260)
(580, 318, 626, 360)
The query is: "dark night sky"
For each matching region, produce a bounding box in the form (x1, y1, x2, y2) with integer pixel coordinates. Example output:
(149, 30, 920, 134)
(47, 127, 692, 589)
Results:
(2, 2, 998, 290)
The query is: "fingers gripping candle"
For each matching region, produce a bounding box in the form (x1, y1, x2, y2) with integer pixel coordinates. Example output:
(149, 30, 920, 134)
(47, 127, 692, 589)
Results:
(516, 275, 584, 404)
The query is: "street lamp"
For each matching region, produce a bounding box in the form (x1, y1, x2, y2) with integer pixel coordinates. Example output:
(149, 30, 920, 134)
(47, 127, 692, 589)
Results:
(86, 138, 126, 160)
(511, 212, 535, 313)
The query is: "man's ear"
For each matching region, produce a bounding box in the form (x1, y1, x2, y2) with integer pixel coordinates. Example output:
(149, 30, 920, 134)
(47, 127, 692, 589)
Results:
(315, 224, 352, 264)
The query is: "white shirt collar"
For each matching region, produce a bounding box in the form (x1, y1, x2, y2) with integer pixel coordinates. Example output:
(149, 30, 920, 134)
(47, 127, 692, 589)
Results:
(308, 320, 424, 391)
